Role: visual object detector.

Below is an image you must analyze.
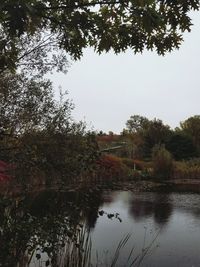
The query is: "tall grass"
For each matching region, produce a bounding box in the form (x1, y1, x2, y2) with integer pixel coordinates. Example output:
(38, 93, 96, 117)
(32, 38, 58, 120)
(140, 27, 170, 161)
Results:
(173, 158, 200, 179)
(57, 227, 92, 267)
(54, 229, 158, 267)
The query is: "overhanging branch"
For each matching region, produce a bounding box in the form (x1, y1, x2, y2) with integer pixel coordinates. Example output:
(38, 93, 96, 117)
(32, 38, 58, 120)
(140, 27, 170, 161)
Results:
(38, 0, 124, 10)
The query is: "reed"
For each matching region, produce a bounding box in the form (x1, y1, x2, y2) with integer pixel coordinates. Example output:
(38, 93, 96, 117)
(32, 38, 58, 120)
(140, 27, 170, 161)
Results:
(54, 229, 158, 267)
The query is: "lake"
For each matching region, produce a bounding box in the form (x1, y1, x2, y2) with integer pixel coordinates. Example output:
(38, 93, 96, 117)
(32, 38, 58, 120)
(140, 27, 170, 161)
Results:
(90, 190, 200, 266)
(1, 188, 200, 266)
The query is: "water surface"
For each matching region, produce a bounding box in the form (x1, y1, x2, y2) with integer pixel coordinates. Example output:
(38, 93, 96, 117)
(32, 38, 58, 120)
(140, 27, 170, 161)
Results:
(1, 189, 200, 266)
(90, 191, 200, 266)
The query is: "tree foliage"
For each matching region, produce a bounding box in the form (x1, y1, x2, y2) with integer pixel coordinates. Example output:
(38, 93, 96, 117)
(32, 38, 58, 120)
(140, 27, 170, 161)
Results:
(125, 115, 149, 133)
(124, 115, 172, 158)
(142, 119, 171, 157)
(0, 190, 98, 267)
(0, 72, 73, 135)
(180, 115, 200, 154)
(0, 73, 99, 186)
(0, 0, 199, 72)
(166, 132, 197, 160)
(124, 114, 200, 161)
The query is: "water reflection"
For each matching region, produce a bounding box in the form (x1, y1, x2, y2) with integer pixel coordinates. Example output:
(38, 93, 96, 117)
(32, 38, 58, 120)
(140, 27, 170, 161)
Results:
(128, 193, 173, 227)
(129, 197, 155, 221)
(153, 194, 173, 227)
(91, 191, 200, 267)
(0, 189, 103, 267)
(0, 189, 200, 266)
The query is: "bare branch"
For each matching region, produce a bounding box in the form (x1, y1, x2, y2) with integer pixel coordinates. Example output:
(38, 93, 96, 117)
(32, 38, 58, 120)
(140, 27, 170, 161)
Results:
(17, 35, 55, 62)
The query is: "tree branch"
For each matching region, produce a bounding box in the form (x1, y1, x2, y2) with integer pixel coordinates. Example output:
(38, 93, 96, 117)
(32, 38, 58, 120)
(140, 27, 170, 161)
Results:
(17, 35, 56, 62)
(38, 0, 123, 11)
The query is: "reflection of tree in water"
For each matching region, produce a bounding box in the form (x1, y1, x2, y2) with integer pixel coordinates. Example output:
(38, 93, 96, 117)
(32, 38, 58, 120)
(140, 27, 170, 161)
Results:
(153, 194, 173, 227)
(0, 188, 104, 267)
(185, 206, 200, 219)
(81, 190, 104, 229)
(128, 198, 154, 221)
(128, 193, 173, 228)
(83, 190, 115, 229)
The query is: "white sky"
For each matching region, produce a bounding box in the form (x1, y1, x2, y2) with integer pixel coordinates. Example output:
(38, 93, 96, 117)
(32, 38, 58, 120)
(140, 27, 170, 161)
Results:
(50, 12, 200, 134)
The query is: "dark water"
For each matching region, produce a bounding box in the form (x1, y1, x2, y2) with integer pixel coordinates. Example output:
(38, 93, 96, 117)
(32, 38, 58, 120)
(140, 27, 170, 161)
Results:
(1, 189, 200, 266)
(90, 191, 200, 266)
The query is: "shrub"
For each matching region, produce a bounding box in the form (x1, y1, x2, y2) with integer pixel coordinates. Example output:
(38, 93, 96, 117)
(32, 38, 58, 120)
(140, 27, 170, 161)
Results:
(173, 159, 200, 179)
(152, 145, 174, 179)
(122, 158, 150, 171)
(121, 158, 136, 169)
(96, 155, 129, 181)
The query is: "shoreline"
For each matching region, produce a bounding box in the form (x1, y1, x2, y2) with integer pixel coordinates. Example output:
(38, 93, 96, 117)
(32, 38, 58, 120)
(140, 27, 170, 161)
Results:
(1, 178, 200, 197)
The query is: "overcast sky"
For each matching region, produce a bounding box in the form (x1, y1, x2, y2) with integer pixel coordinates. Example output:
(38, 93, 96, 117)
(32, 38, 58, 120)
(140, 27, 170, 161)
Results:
(51, 12, 200, 134)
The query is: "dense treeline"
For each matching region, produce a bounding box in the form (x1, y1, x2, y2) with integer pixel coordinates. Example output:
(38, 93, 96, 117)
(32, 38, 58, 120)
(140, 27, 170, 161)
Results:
(97, 114, 200, 180)
(123, 114, 199, 160)
(98, 114, 200, 161)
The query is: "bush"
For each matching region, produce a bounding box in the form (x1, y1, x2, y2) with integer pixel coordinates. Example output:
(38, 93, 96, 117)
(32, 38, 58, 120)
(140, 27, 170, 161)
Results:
(173, 159, 200, 179)
(152, 145, 174, 179)
(122, 158, 150, 171)
(96, 155, 130, 181)
(121, 158, 136, 169)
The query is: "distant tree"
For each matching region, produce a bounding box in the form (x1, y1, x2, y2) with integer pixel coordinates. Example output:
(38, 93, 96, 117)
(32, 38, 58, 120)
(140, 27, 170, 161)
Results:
(108, 131, 114, 136)
(97, 130, 106, 136)
(180, 115, 200, 154)
(123, 115, 148, 158)
(126, 115, 149, 133)
(0, 0, 199, 72)
(124, 116, 172, 158)
(121, 131, 144, 158)
(166, 132, 197, 160)
(143, 119, 172, 157)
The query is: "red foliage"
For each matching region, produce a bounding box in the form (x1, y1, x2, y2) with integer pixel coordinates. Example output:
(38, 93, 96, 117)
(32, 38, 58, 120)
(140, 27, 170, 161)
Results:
(0, 160, 12, 181)
(132, 159, 146, 170)
(97, 134, 120, 143)
(96, 155, 128, 180)
(121, 158, 149, 171)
